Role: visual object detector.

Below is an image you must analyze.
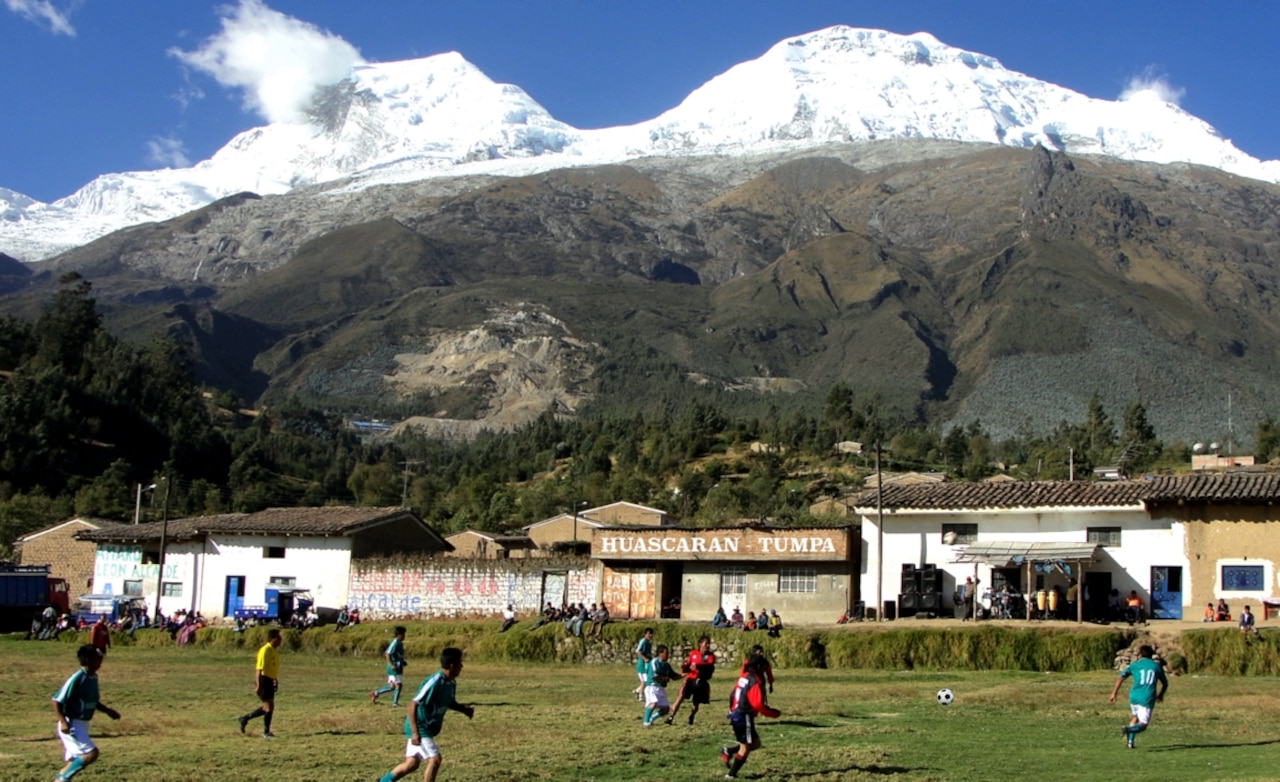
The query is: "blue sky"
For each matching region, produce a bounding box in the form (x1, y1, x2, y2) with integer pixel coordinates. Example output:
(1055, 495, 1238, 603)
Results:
(4, 0, 1279, 203)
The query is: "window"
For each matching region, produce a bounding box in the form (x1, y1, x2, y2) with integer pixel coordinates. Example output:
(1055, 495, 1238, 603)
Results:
(778, 567, 817, 593)
(720, 567, 747, 599)
(263, 546, 286, 559)
(123, 580, 143, 596)
(161, 582, 183, 597)
(1222, 565, 1265, 591)
(1087, 527, 1122, 547)
(941, 523, 977, 544)
(268, 576, 296, 587)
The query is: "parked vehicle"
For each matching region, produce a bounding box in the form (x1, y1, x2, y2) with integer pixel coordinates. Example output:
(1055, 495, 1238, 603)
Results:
(0, 563, 68, 632)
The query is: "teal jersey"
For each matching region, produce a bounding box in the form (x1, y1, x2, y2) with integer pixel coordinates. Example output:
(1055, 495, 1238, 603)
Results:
(1119, 658, 1166, 708)
(634, 636, 653, 674)
(647, 657, 676, 687)
(404, 671, 458, 739)
(52, 668, 100, 722)
(385, 637, 406, 675)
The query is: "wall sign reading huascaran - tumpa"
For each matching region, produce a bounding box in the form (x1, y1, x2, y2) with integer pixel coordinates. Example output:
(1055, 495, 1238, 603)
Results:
(594, 528, 849, 560)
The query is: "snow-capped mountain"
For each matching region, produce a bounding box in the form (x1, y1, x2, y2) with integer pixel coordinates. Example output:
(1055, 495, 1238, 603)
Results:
(4, 26, 1278, 262)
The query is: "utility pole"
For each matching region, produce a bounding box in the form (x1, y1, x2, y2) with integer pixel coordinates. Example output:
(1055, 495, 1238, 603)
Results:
(875, 441, 884, 623)
(399, 460, 423, 506)
(134, 482, 156, 524)
(154, 476, 170, 623)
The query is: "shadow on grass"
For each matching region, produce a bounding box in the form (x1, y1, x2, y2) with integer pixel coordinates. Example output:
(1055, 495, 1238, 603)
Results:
(774, 719, 826, 728)
(1148, 738, 1280, 752)
(774, 763, 922, 778)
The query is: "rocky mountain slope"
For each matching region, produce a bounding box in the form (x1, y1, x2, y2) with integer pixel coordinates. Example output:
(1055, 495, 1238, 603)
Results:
(5, 139, 1279, 443)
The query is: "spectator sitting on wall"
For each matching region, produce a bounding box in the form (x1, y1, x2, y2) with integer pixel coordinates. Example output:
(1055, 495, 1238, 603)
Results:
(500, 604, 517, 633)
(730, 607, 744, 629)
(1240, 604, 1259, 637)
(712, 607, 730, 628)
(1216, 599, 1231, 622)
(1202, 603, 1215, 622)
(766, 609, 782, 638)
(568, 603, 590, 636)
(588, 603, 609, 636)
(335, 607, 350, 632)
(744, 611, 757, 630)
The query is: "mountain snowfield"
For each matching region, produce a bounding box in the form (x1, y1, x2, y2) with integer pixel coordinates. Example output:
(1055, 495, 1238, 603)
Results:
(4, 25, 1278, 262)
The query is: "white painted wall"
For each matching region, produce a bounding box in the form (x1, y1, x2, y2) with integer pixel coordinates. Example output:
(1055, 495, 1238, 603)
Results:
(197, 535, 353, 617)
(858, 506, 1189, 616)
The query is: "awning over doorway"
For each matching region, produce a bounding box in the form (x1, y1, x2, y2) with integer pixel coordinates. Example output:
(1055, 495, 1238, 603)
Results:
(953, 541, 1099, 567)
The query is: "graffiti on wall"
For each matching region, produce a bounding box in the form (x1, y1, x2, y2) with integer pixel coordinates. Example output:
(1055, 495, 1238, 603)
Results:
(93, 544, 181, 583)
(347, 561, 599, 618)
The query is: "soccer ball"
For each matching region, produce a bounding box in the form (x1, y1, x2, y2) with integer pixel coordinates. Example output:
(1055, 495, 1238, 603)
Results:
(936, 688, 954, 705)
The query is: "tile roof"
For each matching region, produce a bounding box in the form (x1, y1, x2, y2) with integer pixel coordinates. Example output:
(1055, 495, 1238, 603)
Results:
(1141, 472, 1280, 504)
(854, 472, 1280, 511)
(856, 480, 1151, 511)
(75, 507, 421, 543)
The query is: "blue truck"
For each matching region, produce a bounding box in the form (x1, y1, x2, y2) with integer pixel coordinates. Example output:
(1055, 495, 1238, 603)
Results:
(0, 563, 69, 633)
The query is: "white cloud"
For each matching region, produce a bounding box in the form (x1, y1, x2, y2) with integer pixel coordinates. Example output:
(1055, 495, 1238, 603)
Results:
(5, 0, 76, 36)
(146, 136, 191, 169)
(168, 0, 364, 124)
(1119, 67, 1185, 106)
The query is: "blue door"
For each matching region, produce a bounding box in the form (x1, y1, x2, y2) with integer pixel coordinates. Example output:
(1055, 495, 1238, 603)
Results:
(225, 576, 245, 616)
(1149, 566, 1182, 620)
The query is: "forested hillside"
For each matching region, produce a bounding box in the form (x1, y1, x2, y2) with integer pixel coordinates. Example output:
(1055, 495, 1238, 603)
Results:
(3, 276, 1276, 557)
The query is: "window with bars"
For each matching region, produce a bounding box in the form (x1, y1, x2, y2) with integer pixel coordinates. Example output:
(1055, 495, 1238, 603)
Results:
(778, 567, 817, 593)
(942, 523, 978, 544)
(161, 582, 183, 597)
(721, 567, 747, 597)
(1087, 527, 1122, 547)
(1222, 565, 1265, 591)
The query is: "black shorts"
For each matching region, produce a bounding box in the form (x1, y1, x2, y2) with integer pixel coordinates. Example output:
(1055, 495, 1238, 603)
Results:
(256, 678, 278, 701)
(729, 711, 757, 745)
(680, 678, 710, 704)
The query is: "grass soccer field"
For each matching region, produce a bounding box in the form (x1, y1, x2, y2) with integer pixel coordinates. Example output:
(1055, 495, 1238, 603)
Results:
(2, 635, 1278, 782)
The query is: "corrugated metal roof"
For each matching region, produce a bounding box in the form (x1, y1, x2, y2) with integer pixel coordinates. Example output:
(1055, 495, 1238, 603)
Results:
(955, 541, 1099, 565)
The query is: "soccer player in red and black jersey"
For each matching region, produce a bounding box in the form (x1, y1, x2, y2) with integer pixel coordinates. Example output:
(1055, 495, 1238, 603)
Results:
(666, 635, 716, 725)
(719, 653, 780, 778)
(737, 644, 774, 693)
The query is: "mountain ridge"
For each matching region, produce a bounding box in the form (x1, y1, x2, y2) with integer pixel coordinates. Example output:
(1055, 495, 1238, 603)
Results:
(3, 25, 1278, 262)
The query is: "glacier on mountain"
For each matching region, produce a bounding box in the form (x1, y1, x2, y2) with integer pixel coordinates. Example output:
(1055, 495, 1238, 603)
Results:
(3, 25, 1277, 262)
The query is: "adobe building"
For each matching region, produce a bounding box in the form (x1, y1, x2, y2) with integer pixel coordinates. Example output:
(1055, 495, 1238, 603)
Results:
(591, 525, 857, 623)
(17, 517, 119, 595)
(443, 529, 537, 559)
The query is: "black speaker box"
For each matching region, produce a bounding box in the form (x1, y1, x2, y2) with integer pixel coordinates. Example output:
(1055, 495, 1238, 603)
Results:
(898, 592, 919, 616)
(920, 591, 942, 611)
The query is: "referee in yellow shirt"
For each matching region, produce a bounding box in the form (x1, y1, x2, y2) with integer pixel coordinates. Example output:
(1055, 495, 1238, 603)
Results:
(238, 628, 282, 738)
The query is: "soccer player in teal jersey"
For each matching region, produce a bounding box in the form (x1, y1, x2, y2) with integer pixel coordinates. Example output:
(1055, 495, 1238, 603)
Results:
(642, 645, 676, 727)
(633, 627, 654, 699)
(1108, 644, 1168, 748)
(372, 626, 408, 706)
(378, 647, 474, 782)
(51, 645, 121, 781)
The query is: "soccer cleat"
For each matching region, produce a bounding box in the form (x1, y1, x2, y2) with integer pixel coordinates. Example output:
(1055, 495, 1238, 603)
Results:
(262, 732, 276, 740)
(720, 747, 733, 769)
(238, 715, 248, 734)
(370, 690, 378, 704)
(688, 714, 695, 726)
(664, 717, 673, 725)
(1127, 739, 1135, 749)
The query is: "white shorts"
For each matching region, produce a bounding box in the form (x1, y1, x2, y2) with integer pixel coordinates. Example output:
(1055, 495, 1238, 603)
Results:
(387, 674, 403, 686)
(644, 685, 669, 710)
(1129, 704, 1153, 726)
(637, 671, 648, 685)
(57, 720, 96, 760)
(405, 735, 440, 760)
